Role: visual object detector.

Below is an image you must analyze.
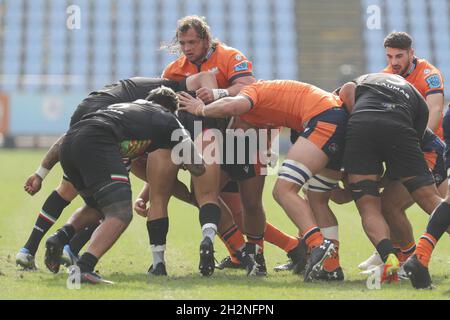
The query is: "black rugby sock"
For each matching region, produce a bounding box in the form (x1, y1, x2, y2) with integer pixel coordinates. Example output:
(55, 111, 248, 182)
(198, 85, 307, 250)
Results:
(199, 203, 221, 242)
(77, 252, 99, 273)
(24, 191, 70, 255)
(69, 223, 100, 255)
(147, 218, 169, 266)
(376, 239, 395, 262)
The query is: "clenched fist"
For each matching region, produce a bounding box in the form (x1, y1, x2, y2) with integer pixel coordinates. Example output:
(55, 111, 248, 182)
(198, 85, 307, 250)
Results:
(24, 173, 43, 195)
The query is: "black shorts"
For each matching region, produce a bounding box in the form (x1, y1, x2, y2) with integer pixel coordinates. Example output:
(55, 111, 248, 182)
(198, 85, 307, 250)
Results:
(221, 163, 264, 181)
(220, 129, 268, 181)
(221, 181, 239, 193)
(60, 121, 131, 208)
(343, 112, 430, 179)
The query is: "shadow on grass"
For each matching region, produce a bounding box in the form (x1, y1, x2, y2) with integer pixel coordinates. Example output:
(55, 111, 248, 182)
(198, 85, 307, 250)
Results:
(36, 270, 448, 292)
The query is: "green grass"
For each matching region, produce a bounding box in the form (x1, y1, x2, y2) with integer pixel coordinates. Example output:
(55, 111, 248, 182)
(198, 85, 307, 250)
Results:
(0, 149, 449, 299)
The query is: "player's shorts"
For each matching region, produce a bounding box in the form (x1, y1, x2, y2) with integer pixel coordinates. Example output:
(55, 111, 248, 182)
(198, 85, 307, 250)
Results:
(220, 129, 268, 181)
(422, 132, 447, 186)
(221, 163, 265, 181)
(221, 181, 239, 192)
(63, 158, 132, 184)
(60, 120, 131, 211)
(300, 107, 348, 171)
(343, 112, 430, 179)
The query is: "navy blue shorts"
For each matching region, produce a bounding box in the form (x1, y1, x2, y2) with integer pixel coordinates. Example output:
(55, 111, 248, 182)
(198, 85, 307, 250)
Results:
(300, 107, 348, 171)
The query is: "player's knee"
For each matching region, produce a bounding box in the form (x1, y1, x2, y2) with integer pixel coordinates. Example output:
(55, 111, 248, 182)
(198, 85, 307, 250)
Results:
(305, 174, 339, 193)
(93, 182, 133, 225)
(348, 180, 380, 201)
(277, 160, 312, 191)
(56, 180, 78, 201)
(402, 175, 435, 194)
(272, 184, 286, 204)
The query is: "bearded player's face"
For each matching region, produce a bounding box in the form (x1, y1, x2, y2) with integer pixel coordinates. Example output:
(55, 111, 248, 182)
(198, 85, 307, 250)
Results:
(178, 28, 209, 64)
(385, 47, 414, 76)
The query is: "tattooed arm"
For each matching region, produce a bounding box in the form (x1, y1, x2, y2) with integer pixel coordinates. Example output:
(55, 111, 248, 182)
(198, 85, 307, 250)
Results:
(24, 134, 65, 195)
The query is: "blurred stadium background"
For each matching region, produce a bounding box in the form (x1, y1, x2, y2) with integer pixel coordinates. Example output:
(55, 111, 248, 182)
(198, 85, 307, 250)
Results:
(0, 0, 449, 148)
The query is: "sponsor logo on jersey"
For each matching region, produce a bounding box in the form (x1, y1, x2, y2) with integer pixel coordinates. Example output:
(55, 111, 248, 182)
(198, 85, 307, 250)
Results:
(120, 139, 152, 158)
(424, 68, 431, 75)
(234, 61, 249, 72)
(425, 74, 442, 89)
(328, 143, 339, 154)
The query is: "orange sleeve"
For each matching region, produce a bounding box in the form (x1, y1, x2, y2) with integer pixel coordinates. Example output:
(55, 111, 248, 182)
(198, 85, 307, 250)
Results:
(239, 84, 258, 107)
(225, 49, 254, 83)
(422, 71, 445, 96)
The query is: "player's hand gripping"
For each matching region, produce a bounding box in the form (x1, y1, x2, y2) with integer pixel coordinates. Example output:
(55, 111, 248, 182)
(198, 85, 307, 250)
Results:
(178, 92, 206, 116)
(195, 87, 214, 104)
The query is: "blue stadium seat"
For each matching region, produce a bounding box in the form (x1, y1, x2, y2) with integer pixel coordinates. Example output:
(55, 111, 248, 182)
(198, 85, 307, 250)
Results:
(386, 1, 406, 31)
(184, 1, 202, 17)
(138, 1, 158, 76)
(0, 0, 300, 91)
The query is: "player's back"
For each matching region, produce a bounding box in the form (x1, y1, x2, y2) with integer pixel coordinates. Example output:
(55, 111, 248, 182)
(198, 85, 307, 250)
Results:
(70, 77, 177, 127)
(352, 73, 429, 134)
(80, 100, 182, 158)
(239, 80, 342, 130)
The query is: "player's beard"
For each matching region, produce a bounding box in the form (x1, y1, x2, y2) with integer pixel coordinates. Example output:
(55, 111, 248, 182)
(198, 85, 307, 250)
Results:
(399, 53, 413, 77)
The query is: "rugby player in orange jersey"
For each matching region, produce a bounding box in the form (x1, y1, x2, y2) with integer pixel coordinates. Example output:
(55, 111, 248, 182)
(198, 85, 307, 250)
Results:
(178, 79, 349, 281)
(358, 31, 447, 272)
(145, 15, 303, 277)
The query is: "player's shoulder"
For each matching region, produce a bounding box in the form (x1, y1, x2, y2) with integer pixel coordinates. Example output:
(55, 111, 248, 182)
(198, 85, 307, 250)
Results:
(416, 58, 441, 74)
(216, 43, 247, 60)
(163, 56, 188, 73)
(414, 58, 444, 90)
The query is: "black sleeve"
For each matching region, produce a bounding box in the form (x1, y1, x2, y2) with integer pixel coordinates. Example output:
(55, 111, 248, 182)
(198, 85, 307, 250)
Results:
(414, 95, 429, 141)
(159, 114, 190, 149)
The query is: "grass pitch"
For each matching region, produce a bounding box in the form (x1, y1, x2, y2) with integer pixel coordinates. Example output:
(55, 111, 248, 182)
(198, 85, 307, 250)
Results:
(0, 149, 449, 300)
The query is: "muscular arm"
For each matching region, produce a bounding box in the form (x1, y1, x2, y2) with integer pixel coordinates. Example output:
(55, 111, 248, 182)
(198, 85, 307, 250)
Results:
(42, 133, 65, 171)
(195, 74, 255, 103)
(178, 92, 252, 118)
(339, 82, 356, 113)
(425, 93, 444, 133)
(226, 75, 255, 97)
(24, 133, 66, 195)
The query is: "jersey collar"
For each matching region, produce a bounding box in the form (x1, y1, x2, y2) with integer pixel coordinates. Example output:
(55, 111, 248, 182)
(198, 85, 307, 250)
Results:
(195, 43, 217, 66)
(401, 57, 417, 78)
